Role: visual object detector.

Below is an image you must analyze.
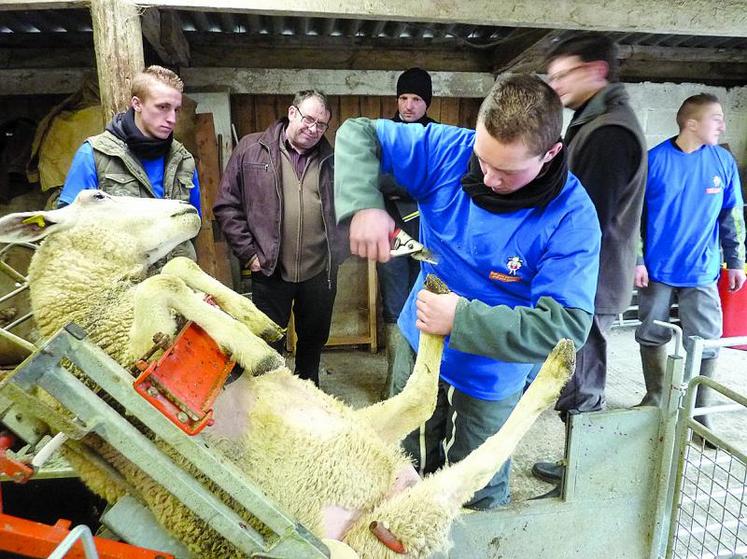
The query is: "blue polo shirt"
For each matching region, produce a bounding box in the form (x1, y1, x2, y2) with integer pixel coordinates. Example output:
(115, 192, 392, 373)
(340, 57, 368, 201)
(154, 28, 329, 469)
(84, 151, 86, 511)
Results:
(644, 139, 743, 286)
(376, 120, 600, 400)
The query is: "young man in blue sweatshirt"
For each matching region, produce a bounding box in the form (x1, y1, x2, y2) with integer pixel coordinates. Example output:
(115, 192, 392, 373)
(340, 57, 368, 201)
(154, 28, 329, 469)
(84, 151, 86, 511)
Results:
(334, 75, 601, 509)
(636, 94, 745, 418)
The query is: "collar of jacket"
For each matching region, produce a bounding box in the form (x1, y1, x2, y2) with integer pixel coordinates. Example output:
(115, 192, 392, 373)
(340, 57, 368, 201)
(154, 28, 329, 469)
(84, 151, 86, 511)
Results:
(258, 118, 333, 160)
(568, 82, 630, 131)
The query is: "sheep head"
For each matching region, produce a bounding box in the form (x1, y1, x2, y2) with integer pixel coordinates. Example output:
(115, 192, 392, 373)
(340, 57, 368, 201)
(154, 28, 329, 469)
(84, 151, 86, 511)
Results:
(0, 190, 201, 266)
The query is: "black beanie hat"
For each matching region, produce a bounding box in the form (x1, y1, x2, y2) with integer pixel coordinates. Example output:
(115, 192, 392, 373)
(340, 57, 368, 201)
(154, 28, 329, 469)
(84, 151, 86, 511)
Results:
(396, 67, 433, 107)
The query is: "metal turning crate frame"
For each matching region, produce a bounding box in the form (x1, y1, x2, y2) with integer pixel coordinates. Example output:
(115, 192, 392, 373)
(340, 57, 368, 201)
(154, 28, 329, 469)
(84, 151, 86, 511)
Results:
(665, 334, 747, 559)
(0, 241, 37, 355)
(0, 323, 330, 558)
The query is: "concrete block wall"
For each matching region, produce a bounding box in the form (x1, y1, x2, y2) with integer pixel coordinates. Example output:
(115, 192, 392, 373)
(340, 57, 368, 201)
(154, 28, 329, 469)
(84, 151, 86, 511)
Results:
(562, 82, 747, 171)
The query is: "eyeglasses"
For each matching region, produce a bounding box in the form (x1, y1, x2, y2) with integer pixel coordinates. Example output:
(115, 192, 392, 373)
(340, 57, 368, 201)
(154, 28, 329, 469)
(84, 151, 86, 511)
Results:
(293, 105, 330, 132)
(547, 64, 587, 84)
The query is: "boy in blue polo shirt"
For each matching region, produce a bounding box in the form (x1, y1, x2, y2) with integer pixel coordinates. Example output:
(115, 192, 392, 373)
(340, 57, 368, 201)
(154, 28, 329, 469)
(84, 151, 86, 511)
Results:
(334, 75, 601, 509)
(635, 93, 745, 418)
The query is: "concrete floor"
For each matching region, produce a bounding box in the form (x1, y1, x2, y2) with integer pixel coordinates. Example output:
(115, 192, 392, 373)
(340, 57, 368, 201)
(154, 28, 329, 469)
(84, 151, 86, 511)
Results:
(317, 326, 747, 503)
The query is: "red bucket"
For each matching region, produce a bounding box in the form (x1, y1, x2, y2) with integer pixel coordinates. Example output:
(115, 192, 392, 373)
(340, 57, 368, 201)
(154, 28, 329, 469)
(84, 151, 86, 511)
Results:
(717, 267, 747, 350)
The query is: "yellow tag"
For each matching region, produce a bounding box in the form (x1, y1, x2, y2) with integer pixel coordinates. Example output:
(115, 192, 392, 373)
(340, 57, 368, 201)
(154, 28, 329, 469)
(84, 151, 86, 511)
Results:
(21, 215, 46, 229)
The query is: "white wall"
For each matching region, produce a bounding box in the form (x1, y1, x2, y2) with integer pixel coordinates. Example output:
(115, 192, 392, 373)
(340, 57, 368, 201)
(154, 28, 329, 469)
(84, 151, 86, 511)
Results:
(562, 82, 747, 171)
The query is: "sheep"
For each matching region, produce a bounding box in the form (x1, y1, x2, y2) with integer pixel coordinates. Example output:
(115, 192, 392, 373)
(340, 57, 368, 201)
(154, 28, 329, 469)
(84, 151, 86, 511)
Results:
(0, 190, 575, 559)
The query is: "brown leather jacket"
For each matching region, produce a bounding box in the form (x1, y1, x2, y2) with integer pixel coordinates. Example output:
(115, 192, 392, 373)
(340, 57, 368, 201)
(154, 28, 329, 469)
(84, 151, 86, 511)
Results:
(214, 119, 348, 279)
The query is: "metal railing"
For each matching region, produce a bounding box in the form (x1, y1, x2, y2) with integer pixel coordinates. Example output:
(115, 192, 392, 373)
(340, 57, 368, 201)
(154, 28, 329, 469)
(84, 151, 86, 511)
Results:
(0, 241, 37, 354)
(47, 525, 100, 559)
(666, 335, 747, 559)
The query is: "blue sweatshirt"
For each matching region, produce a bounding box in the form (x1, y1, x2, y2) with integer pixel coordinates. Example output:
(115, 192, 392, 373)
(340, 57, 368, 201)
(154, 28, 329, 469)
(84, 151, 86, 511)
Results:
(644, 139, 744, 286)
(375, 120, 600, 400)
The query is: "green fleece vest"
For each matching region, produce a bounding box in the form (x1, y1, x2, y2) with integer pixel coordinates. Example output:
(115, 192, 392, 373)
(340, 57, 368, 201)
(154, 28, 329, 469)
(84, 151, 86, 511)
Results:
(87, 131, 196, 202)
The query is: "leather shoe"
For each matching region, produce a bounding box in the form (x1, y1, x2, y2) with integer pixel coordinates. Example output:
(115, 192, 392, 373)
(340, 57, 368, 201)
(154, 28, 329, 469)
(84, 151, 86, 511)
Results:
(529, 484, 561, 500)
(532, 461, 565, 484)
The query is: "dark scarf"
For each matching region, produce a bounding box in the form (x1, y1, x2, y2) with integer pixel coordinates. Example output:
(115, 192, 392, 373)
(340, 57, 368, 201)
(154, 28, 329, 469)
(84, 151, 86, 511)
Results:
(460, 144, 568, 213)
(392, 112, 437, 127)
(106, 108, 173, 160)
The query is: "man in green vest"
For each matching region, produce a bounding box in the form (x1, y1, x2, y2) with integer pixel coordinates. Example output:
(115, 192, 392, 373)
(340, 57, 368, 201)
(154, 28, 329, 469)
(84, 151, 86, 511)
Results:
(59, 65, 201, 259)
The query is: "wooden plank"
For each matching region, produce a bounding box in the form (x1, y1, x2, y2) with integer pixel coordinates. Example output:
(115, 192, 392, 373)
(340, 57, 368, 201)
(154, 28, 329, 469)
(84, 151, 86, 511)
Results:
(0, 68, 88, 95)
(140, 8, 172, 64)
(323, 94, 341, 143)
(428, 98, 442, 123)
(90, 0, 144, 122)
(230, 94, 255, 138)
(491, 29, 563, 74)
(253, 95, 278, 132)
(458, 98, 481, 128)
(194, 112, 232, 286)
(360, 96, 382, 119)
(160, 10, 190, 67)
(189, 42, 489, 73)
(366, 258, 377, 353)
(439, 97, 461, 126)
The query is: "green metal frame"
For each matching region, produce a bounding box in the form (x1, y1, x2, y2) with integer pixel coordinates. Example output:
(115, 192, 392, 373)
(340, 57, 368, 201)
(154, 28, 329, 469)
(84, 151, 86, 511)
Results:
(0, 323, 330, 559)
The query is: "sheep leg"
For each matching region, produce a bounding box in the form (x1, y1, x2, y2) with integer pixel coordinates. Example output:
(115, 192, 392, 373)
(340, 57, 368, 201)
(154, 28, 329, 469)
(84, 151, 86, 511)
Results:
(416, 339, 575, 506)
(130, 274, 284, 376)
(353, 332, 444, 446)
(160, 257, 284, 343)
(343, 340, 575, 559)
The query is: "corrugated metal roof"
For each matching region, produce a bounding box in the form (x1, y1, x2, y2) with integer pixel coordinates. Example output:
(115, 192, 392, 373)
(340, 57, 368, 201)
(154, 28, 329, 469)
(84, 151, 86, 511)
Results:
(0, 9, 744, 84)
(2, 9, 744, 49)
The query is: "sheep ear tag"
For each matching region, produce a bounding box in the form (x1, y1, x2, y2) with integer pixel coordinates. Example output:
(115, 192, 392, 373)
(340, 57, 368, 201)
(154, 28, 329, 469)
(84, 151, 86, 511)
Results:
(21, 215, 47, 231)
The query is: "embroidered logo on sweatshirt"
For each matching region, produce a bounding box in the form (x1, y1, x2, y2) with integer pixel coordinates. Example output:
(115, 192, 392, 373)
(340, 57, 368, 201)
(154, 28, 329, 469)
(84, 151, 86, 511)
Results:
(489, 256, 523, 283)
(705, 175, 723, 195)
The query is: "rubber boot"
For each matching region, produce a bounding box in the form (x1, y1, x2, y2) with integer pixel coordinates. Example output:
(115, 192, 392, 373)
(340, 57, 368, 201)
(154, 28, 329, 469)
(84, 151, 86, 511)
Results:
(637, 344, 668, 407)
(380, 323, 400, 400)
(694, 358, 718, 431)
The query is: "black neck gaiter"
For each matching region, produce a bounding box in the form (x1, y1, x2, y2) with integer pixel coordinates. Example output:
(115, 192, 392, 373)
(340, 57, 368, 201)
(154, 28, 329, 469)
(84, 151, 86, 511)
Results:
(106, 108, 173, 160)
(460, 145, 569, 213)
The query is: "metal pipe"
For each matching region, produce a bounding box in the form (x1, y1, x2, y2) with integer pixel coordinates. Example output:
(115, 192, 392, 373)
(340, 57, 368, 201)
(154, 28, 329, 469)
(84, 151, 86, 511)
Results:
(0, 327, 36, 354)
(0, 283, 28, 305)
(31, 431, 68, 469)
(4, 311, 32, 331)
(47, 524, 100, 559)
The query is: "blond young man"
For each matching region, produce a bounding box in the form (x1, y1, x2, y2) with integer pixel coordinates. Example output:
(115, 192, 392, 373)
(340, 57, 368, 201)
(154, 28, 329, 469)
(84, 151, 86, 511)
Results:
(60, 66, 200, 220)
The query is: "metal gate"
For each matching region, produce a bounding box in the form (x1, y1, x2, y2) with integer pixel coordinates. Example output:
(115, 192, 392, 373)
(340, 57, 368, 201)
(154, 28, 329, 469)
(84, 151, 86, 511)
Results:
(0, 241, 37, 355)
(666, 335, 747, 559)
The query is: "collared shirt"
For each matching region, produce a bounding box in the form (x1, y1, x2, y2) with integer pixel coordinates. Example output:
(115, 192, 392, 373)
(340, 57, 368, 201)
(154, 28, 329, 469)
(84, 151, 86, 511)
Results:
(281, 127, 319, 179)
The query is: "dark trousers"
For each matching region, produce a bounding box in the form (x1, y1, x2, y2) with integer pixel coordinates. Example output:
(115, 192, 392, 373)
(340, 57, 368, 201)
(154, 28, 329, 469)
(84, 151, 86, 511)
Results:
(251, 268, 337, 386)
(377, 256, 420, 323)
(555, 313, 616, 419)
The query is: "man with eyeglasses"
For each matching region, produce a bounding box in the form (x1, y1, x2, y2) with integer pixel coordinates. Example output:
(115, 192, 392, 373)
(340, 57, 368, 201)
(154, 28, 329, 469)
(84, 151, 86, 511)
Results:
(334, 75, 601, 509)
(531, 33, 647, 496)
(214, 89, 348, 387)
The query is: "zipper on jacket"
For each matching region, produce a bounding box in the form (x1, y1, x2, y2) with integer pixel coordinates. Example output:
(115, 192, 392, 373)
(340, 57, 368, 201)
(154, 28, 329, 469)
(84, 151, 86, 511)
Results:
(258, 138, 283, 272)
(319, 152, 334, 288)
(247, 162, 270, 172)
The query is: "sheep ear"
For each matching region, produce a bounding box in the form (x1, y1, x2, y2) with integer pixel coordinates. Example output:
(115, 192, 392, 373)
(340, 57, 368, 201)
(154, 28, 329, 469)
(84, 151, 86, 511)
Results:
(0, 208, 70, 243)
